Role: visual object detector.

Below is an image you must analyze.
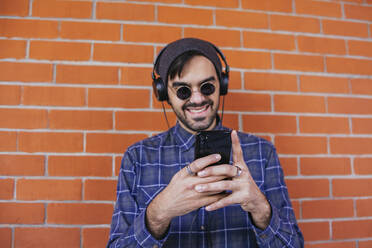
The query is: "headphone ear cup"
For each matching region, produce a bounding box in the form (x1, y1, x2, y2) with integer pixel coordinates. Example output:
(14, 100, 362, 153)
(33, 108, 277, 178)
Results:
(219, 72, 229, 95)
(152, 77, 168, 101)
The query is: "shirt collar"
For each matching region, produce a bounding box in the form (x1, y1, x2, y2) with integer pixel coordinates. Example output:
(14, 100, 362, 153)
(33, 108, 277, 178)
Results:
(172, 115, 227, 151)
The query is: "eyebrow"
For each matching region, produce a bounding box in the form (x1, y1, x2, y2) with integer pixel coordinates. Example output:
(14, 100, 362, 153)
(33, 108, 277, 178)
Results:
(171, 76, 216, 88)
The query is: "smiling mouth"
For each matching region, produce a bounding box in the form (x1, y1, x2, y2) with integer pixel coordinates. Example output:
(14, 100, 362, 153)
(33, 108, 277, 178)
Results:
(187, 105, 209, 113)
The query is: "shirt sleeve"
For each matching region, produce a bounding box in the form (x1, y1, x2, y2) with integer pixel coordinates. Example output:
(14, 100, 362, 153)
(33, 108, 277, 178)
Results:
(106, 148, 169, 248)
(250, 142, 304, 248)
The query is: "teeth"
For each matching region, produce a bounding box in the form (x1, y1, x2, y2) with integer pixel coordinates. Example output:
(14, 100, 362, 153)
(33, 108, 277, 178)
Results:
(188, 106, 208, 113)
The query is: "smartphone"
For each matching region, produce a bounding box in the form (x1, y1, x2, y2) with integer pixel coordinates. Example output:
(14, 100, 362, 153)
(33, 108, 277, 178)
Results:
(194, 130, 232, 166)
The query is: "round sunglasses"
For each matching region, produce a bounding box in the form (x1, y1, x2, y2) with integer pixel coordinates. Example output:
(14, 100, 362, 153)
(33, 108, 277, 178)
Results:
(175, 82, 216, 100)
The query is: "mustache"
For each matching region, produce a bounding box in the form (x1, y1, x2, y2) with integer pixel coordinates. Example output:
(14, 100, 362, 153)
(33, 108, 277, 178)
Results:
(182, 100, 213, 110)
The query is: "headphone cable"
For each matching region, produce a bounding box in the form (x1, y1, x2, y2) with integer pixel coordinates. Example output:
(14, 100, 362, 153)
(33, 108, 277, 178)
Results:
(162, 102, 170, 129)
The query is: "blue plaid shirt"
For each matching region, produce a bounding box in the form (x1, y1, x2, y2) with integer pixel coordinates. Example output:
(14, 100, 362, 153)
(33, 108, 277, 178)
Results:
(107, 122, 304, 247)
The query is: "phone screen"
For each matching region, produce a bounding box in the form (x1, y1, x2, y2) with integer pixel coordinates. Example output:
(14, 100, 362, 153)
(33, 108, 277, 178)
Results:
(194, 130, 232, 166)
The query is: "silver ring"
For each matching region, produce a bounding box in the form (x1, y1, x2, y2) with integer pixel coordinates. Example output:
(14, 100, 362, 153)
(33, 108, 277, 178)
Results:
(186, 164, 195, 176)
(233, 165, 242, 178)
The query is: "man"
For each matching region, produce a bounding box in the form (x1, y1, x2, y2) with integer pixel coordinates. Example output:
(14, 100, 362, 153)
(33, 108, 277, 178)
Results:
(107, 38, 304, 247)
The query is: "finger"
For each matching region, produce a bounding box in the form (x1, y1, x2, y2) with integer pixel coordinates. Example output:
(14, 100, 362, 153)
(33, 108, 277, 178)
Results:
(231, 130, 244, 164)
(205, 194, 236, 211)
(194, 180, 237, 193)
(188, 154, 221, 175)
(197, 164, 238, 178)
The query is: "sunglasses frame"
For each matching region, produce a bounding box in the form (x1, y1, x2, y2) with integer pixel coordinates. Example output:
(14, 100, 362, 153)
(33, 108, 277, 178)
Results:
(174, 82, 216, 101)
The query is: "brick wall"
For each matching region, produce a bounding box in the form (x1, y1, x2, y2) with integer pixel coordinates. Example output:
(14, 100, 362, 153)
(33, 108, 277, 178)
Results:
(0, 0, 371, 247)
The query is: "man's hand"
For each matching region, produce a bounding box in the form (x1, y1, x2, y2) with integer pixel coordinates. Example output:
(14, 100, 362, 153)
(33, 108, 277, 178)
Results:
(194, 130, 272, 230)
(146, 154, 227, 239)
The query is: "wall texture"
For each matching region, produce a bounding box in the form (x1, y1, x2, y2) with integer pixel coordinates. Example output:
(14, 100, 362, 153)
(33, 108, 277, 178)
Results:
(0, 0, 372, 247)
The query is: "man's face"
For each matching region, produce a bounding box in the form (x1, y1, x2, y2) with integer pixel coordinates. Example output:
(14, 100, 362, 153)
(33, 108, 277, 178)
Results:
(167, 55, 220, 134)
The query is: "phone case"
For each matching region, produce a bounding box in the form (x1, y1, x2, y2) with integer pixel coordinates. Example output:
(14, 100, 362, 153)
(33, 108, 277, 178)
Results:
(195, 130, 232, 166)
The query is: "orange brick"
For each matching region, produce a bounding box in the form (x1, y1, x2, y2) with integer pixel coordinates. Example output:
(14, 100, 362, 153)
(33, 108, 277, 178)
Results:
(242, 0, 292, 12)
(0, 109, 47, 129)
(96, 2, 155, 21)
(23, 86, 85, 107)
(184, 28, 241, 48)
(323, 20, 368, 38)
(306, 241, 356, 248)
(299, 116, 349, 134)
(344, 4, 372, 21)
(158, 6, 213, 25)
(356, 199, 372, 217)
(352, 118, 372, 134)
(333, 179, 372, 197)
(30, 41, 91, 61)
(0, 155, 44, 176)
(185, 0, 238, 7)
(219, 113, 239, 131)
(0, 40, 26, 59)
(0, 203, 44, 224)
(123, 24, 182, 43)
(0, 179, 14, 200)
(83, 228, 110, 248)
(242, 115, 297, 133)
(0, 0, 29, 16)
(48, 156, 112, 177)
(295, 0, 342, 17)
(14, 228, 80, 248)
(276, 136, 327, 155)
(120, 67, 153, 86)
(354, 158, 372, 175)
(0, 228, 11, 248)
(328, 97, 372, 114)
(224, 92, 271, 112)
(115, 156, 122, 176)
(348, 40, 372, 58)
(333, 220, 372, 239)
(60, 21, 121, 41)
(327, 57, 372, 75)
(0, 62, 53, 82)
(47, 203, 113, 224)
(298, 222, 330, 241)
(19, 132, 83, 153)
(228, 71, 243, 90)
(84, 179, 116, 201)
(94, 43, 153, 63)
(86, 133, 147, 153)
(116, 111, 177, 131)
(280, 157, 298, 176)
(286, 179, 329, 198)
(49, 110, 113, 130)
(300, 157, 351, 175)
(222, 50, 271, 69)
(0, 19, 58, 38)
(274, 95, 325, 113)
(243, 31, 295, 51)
(303, 199, 353, 219)
(17, 179, 82, 200)
(331, 137, 372, 154)
(297, 36, 346, 55)
(360, 240, 372, 248)
(274, 53, 324, 72)
(300, 75, 349, 93)
(244, 72, 297, 91)
(0, 85, 20, 105)
(56, 64, 119, 85)
(270, 15, 320, 33)
(216, 10, 269, 29)
(88, 88, 150, 108)
(32, 0, 92, 18)
(0, 132, 17, 151)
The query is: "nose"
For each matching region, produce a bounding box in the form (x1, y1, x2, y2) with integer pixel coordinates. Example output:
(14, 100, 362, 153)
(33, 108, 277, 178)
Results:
(189, 88, 205, 104)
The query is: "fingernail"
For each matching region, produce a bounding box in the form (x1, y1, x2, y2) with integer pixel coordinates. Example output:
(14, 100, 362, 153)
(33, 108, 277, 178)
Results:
(198, 170, 206, 177)
(195, 185, 204, 192)
(215, 154, 221, 160)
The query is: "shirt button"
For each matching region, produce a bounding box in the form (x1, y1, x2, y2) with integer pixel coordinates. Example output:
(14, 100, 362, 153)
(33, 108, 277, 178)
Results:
(201, 225, 205, 230)
(260, 234, 267, 239)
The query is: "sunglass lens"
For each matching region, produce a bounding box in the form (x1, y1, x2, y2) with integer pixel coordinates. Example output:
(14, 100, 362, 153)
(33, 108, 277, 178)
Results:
(200, 83, 215, 96)
(176, 86, 192, 100)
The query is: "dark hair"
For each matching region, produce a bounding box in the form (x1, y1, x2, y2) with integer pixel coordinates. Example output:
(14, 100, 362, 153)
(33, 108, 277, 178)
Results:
(167, 50, 204, 82)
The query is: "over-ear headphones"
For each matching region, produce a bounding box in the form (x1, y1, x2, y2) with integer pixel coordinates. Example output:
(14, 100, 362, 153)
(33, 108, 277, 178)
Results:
(152, 40, 230, 102)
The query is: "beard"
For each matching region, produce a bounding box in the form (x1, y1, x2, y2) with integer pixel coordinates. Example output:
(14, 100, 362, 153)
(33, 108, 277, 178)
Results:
(172, 99, 219, 133)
